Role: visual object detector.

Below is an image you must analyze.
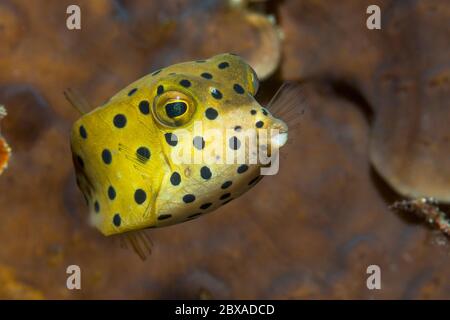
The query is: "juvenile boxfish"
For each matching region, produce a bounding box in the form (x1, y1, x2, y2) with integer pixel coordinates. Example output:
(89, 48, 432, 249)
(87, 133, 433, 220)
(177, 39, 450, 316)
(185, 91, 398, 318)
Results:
(69, 54, 298, 242)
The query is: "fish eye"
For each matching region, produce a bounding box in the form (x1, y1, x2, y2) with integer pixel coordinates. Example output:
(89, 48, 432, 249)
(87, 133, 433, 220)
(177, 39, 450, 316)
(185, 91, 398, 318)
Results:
(248, 66, 259, 96)
(165, 101, 187, 118)
(153, 91, 195, 127)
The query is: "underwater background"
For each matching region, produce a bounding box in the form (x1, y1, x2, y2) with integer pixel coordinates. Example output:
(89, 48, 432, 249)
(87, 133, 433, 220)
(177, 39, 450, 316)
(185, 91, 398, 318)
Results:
(0, 0, 449, 299)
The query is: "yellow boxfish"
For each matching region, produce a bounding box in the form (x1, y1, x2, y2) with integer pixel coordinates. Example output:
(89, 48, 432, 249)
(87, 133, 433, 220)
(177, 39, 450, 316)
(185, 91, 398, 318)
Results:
(70, 53, 294, 239)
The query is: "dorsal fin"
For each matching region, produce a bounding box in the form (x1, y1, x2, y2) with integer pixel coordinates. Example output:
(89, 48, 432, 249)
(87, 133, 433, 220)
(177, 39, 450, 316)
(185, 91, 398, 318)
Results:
(64, 88, 92, 115)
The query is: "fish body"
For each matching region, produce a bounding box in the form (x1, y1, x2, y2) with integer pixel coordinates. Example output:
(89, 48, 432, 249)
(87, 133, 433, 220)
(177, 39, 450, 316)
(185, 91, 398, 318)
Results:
(70, 53, 288, 236)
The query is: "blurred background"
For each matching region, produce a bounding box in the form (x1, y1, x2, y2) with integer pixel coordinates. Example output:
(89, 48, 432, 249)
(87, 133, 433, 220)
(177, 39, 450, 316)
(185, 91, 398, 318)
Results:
(0, 0, 449, 299)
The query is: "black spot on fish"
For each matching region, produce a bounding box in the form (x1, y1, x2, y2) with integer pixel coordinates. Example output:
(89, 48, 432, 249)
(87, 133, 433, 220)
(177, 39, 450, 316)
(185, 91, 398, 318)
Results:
(136, 146, 151, 162)
(139, 100, 150, 115)
(134, 189, 147, 205)
(79, 125, 87, 139)
(113, 114, 127, 128)
(152, 69, 162, 76)
(165, 133, 178, 146)
(220, 193, 231, 200)
(187, 213, 202, 219)
(200, 166, 212, 180)
(108, 186, 116, 200)
(128, 88, 137, 96)
(193, 136, 205, 150)
(218, 62, 229, 69)
(94, 201, 100, 213)
(211, 88, 222, 100)
(233, 84, 245, 94)
(102, 149, 112, 164)
(180, 79, 191, 88)
(205, 107, 218, 120)
(200, 203, 212, 210)
(237, 164, 248, 174)
(113, 214, 121, 226)
(229, 136, 241, 150)
(183, 194, 196, 203)
(221, 181, 232, 189)
(170, 172, 181, 186)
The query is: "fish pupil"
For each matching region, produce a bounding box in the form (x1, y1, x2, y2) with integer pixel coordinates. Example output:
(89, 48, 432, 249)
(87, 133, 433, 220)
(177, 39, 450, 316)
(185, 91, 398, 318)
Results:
(165, 101, 187, 118)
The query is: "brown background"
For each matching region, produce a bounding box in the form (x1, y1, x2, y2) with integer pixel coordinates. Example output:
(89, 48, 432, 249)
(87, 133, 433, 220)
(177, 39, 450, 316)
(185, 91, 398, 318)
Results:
(0, 0, 448, 299)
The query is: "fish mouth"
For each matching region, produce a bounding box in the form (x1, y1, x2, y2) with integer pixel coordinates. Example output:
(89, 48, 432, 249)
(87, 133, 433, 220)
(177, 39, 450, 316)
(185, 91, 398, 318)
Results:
(269, 119, 288, 149)
(271, 131, 288, 148)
